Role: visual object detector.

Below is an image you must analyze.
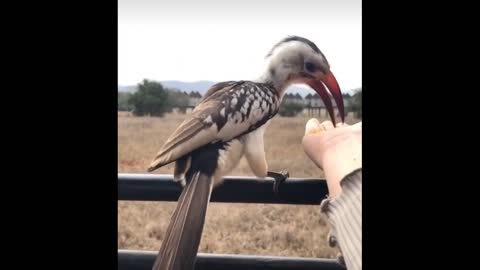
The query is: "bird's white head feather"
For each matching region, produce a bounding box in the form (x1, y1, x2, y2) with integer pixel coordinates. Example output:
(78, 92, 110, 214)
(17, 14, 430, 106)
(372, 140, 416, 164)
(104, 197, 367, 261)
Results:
(258, 36, 331, 96)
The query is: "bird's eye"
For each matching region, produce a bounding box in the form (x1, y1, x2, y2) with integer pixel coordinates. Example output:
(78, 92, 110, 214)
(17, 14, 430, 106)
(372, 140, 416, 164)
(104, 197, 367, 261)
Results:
(304, 62, 316, 73)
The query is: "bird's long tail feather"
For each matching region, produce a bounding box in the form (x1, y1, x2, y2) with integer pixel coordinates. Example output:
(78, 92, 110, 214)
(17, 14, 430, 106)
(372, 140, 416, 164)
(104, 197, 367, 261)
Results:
(152, 171, 214, 270)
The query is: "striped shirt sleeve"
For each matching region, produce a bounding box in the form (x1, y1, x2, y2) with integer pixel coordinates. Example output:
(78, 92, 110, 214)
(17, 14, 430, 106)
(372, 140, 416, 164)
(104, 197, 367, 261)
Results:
(320, 169, 362, 270)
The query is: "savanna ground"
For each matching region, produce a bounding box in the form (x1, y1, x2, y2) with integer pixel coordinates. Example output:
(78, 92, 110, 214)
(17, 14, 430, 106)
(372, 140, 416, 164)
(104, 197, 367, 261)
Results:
(118, 111, 360, 258)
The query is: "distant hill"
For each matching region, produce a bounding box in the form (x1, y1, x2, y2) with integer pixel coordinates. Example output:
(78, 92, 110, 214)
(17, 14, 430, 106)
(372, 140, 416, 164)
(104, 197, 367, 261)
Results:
(160, 80, 217, 94)
(118, 80, 358, 97)
(117, 85, 138, 93)
(118, 81, 216, 94)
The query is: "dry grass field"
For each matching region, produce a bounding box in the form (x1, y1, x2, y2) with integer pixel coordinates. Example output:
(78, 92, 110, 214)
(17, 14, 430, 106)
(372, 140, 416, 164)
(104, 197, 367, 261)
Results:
(118, 111, 360, 258)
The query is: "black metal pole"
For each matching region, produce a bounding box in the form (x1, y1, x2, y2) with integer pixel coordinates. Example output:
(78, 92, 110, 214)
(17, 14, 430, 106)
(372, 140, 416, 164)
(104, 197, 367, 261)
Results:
(118, 174, 329, 205)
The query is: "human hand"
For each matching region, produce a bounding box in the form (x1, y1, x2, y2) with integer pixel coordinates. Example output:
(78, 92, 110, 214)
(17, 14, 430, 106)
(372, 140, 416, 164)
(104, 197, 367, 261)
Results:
(302, 119, 362, 198)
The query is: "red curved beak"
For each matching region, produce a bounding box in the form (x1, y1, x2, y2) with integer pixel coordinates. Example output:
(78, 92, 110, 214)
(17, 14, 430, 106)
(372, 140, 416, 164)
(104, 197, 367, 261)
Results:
(307, 72, 345, 127)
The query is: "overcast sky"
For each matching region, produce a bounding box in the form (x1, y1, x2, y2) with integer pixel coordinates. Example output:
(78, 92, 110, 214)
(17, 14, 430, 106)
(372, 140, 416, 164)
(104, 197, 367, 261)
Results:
(118, 0, 362, 91)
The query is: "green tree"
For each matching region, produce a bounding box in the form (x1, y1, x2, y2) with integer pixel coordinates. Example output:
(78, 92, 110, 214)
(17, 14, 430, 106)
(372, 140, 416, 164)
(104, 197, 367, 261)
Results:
(166, 89, 190, 113)
(118, 92, 133, 111)
(350, 88, 362, 118)
(128, 79, 170, 117)
(279, 101, 304, 117)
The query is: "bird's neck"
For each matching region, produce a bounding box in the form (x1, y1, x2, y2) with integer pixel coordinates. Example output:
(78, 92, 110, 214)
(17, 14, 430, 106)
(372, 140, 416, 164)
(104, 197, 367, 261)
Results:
(255, 70, 291, 99)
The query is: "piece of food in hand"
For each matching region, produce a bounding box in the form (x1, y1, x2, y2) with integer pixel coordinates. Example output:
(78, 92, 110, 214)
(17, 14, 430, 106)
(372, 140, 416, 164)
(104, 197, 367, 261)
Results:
(305, 118, 323, 135)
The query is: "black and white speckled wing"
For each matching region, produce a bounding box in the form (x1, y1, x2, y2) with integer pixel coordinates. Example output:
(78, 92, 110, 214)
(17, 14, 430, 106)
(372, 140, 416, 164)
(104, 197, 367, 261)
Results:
(148, 81, 280, 171)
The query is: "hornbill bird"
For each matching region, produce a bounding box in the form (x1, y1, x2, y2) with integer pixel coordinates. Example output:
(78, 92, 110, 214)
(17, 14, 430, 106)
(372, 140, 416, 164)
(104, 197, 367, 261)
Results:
(147, 36, 345, 270)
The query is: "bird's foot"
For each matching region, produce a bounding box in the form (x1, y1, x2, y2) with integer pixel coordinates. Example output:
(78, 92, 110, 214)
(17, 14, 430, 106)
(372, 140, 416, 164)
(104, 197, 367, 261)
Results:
(267, 170, 289, 194)
(173, 176, 187, 188)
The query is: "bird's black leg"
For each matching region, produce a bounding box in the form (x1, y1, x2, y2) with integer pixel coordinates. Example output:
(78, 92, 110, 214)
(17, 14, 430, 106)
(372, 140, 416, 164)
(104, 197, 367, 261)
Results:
(267, 170, 289, 194)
